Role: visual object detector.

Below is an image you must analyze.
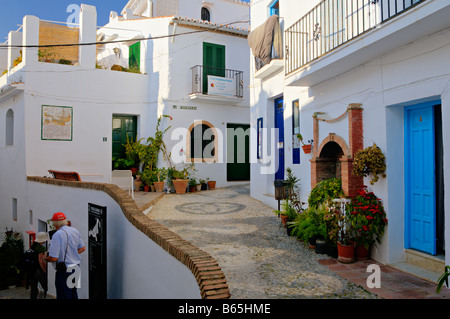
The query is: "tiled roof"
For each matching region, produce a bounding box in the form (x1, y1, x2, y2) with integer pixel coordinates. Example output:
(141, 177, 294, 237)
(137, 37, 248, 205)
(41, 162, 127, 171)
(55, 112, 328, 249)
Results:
(172, 16, 249, 36)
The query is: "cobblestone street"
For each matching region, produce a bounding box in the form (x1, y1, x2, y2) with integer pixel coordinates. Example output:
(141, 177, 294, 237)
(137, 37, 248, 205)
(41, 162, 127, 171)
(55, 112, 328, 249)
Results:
(146, 185, 378, 299)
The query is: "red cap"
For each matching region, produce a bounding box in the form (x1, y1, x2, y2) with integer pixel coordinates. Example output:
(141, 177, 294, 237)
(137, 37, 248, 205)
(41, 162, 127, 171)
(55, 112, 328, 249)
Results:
(51, 212, 66, 221)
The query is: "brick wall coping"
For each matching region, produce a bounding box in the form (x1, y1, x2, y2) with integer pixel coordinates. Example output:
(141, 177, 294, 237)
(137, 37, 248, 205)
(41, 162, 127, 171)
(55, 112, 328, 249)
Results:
(27, 176, 231, 299)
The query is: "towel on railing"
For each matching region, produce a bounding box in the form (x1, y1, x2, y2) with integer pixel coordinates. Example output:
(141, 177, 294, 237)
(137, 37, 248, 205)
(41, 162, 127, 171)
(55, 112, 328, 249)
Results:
(248, 15, 283, 65)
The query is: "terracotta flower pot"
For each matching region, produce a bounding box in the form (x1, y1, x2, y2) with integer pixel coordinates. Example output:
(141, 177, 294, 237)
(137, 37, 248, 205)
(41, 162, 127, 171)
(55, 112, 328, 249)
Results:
(302, 144, 312, 154)
(173, 179, 189, 194)
(280, 214, 288, 227)
(355, 244, 370, 260)
(153, 181, 165, 192)
(207, 181, 216, 189)
(337, 242, 355, 263)
(134, 180, 142, 191)
(144, 185, 150, 192)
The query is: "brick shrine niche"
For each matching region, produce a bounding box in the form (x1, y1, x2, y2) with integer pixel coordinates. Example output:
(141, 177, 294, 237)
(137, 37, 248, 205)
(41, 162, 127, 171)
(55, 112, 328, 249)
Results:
(310, 104, 364, 196)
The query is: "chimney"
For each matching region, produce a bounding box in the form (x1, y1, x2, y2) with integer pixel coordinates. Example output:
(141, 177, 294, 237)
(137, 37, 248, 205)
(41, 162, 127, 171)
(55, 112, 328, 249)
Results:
(79, 4, 97, 69)
(22, 15, 39, 65)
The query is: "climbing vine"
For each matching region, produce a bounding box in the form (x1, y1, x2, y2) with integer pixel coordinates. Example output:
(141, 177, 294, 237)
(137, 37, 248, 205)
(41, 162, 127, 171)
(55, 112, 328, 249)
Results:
(352, 144, 386, 185)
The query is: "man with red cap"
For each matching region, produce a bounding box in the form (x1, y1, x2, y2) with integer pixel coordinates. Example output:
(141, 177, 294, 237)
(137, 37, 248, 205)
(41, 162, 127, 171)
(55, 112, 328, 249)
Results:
(46, 212, 85, 299)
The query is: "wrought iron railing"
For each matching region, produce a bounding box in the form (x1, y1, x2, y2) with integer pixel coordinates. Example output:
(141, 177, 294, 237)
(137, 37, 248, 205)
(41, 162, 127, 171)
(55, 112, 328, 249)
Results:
(191, 65, 244, 98)
(285, 0, 426, 75)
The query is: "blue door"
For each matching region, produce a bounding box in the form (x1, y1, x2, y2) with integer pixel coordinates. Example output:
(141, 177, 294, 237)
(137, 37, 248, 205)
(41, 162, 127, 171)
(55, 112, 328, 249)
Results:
(275, 97, 285, 180)
(405, 102, 437, 255)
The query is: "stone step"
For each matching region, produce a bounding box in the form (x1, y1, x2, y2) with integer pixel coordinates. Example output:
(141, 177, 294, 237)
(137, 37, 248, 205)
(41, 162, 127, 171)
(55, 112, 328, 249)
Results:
(390, 249, 446, 284)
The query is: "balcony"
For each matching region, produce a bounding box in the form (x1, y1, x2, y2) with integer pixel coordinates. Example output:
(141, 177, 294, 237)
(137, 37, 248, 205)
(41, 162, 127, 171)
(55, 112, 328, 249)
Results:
(284, 0, 450, 86)
(189, 65, 244, 105)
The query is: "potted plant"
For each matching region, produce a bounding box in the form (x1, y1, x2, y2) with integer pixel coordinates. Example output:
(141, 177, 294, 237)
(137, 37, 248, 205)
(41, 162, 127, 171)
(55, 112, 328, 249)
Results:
(134, 171, 143, 191)
(172, 170, 188, 193)
(207, 179, 216, 189)
(275, 197, 300, 230)
(140, 169, 152, 192)
(285, 167, 300, 196)
(200, 179, 208, 190)
(189, 178, 198, 192)
(0, 230, 24, 289)
(346, 187, 388, 260)
(307, 178, 344, 209)
(335, 208, 356, 263)
(153, 168, 167, 192)
(297, 133, 312, 154)
(112, 156, 134, 170)
(124, 137, 146, 175)
(353, 144, 386, 185)
(289, 206, 327, 249)
(324, 205, 342, 258)
(436, 265, 450, 294)
(171, 168, 189, 194)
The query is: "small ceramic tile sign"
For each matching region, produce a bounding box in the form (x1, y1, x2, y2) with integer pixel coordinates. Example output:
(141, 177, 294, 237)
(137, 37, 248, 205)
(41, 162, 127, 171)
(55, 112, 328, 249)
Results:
(41, 105, 73, 141)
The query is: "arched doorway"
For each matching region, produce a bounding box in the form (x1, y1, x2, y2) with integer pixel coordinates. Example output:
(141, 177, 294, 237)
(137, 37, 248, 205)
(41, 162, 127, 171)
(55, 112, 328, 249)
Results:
(316, 141, 344, 182)
(311, 133, 363, 195)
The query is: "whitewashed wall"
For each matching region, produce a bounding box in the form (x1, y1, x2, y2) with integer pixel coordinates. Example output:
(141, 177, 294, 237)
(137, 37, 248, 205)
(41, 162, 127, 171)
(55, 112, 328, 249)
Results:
(24, 180, 201, 299)
(250, 0, 450, 265)
(21, 61, 154, 182)
(98, 16, 251, 187)
(0, 92, 26, 232)
(294, 24, 450, 265)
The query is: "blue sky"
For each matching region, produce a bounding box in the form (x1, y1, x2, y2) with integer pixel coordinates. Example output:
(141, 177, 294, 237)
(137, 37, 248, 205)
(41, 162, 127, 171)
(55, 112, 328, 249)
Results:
(0, 0, 251, 42)
(0, 1, 133, 41)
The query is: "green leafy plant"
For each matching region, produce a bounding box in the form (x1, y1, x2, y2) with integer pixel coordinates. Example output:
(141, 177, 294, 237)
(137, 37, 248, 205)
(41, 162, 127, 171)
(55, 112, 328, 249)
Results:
(289, 206, 327, 243)
(111, 64, 141, 74)
(353, 144, 386, 185)
(124, 136, 146, 169)
(436, 265, 450, 294)
(308, 178, 344, 208)
(189, 178, 199, 186)
(296, 133, 305, 146)
(0, 229, 24, 287)
(274, 197, 299, 222)
(58, 58, 73, 65)
(38, 49, 59, 63)
(140, 169, 156, 186)
(346, 187, 388, 249)
(324, 205, 341, 246)
(155, 167, 167, 183)
(112, 156, 134, 169)
(285, 167, 300, 192)
(142, 115, 172, 171)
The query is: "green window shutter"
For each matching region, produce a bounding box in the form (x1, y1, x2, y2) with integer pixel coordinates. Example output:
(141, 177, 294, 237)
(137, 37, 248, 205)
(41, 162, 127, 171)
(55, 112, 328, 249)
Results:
(203, 42, 225, 93)
(129, 42, 141, 71)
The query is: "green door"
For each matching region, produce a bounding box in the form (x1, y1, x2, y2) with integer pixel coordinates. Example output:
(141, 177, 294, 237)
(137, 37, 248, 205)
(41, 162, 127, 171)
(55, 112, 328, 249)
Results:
(112, 115, 137, 160)
(227, 123, 250, 181)
(129, 42, 140, 71)
(203, 42, 225, 94)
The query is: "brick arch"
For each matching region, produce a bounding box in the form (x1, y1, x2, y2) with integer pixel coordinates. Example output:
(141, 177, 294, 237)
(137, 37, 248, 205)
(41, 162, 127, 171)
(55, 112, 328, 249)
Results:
(186, 120, 219, 163)
(310, 105, 364, 196)
(316, 133, 350, 159)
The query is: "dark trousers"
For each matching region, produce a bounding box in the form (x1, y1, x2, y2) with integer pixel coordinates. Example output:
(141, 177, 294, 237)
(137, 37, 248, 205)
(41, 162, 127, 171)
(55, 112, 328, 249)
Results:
(30, 268, 47, 299)
(55, 269, 78, 299)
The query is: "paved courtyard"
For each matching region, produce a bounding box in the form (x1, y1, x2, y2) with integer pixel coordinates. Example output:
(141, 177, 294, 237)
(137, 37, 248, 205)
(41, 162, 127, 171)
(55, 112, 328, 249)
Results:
(146, 184, 378, 299)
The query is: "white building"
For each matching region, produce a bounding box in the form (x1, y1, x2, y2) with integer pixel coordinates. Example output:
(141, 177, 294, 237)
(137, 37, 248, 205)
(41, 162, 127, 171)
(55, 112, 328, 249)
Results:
(249, 0, 450, 277)
(0, 0, 250, 298)
(97, 0, 252, 185)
